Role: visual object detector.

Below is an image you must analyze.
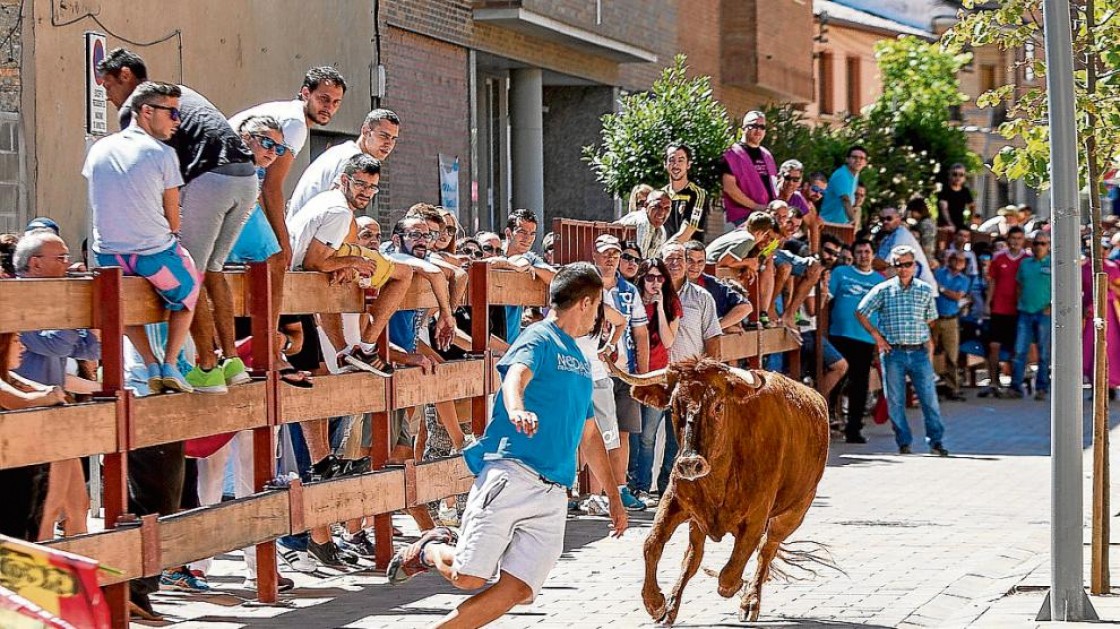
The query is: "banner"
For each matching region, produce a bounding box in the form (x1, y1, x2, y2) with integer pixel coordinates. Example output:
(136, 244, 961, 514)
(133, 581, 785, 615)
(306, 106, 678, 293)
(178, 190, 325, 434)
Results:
(438, 154, 460, 216)
(0, 535, 111, 628)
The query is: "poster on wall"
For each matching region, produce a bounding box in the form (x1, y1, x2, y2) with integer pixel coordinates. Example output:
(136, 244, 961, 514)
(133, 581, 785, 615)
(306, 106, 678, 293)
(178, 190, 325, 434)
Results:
(84, 32, 108, 136)
(438, 154, 460, 216)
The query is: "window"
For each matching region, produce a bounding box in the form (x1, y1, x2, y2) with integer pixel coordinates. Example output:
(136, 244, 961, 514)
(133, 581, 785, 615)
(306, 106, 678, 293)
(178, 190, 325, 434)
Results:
(845, 56, 861, 114)
(980, 64, 997, 93)
(818, 52, 834, 115)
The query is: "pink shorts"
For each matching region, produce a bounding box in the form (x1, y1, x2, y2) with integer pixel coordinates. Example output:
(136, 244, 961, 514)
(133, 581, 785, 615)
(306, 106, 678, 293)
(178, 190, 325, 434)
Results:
(96, 242, 200, 311)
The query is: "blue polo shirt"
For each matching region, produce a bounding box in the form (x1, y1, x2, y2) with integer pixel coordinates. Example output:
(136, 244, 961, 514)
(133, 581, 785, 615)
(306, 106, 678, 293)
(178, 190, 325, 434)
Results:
(828, 265, 883, 344)
(933, 267, 971, 317)
(462, 319, 595, 486)
(819, 165, 859, 224)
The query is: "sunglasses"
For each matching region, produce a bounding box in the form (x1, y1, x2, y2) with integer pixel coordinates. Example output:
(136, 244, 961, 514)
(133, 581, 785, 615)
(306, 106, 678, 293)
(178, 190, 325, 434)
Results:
(785, 176, 802, 183)
(644, 274, 665, 283)
(146, 103, 180, 121)
(463, 248, 483, 259)
(747, 124, 767, 131)
(1032, 241, 1050, 246)
(481, 244, 498, 253)
(950, 172, 966, 177)
(893, 261, 915, 268)
(621, 253, 641, 263)
(251, 134, 289, 156)
(822, 247, 841, 257)
(810, 185, 826, 194)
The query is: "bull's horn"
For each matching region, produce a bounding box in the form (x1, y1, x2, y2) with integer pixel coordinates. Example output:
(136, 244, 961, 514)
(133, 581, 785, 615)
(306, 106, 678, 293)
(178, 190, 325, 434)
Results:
(604, 359, 668, 387)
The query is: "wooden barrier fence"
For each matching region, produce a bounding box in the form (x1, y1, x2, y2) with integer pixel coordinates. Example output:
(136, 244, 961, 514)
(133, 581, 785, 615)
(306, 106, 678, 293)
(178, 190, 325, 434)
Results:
(0, 254, 801, 628)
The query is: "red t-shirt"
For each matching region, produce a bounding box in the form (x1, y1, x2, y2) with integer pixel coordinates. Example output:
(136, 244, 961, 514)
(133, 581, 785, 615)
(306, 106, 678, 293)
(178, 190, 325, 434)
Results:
(989, 249, 1029, 315)
(646, 296, 684, 370)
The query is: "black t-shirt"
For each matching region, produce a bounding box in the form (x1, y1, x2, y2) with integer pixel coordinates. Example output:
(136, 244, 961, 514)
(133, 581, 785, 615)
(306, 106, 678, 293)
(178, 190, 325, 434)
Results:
(120, 86, 254, 184)
(936, 186, 974, 228)
(663, 182, 710, 242)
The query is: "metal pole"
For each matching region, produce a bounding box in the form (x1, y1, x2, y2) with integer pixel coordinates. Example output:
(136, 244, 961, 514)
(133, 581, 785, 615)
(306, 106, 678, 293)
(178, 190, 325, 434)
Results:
(1038, 0, 1098, 620)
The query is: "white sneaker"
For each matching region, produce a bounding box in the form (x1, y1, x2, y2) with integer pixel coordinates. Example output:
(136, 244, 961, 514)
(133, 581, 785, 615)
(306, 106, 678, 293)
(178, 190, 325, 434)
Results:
(278, 548, 317, 573)
(438, 504, 460, 527)
(580, 494, 610, 516)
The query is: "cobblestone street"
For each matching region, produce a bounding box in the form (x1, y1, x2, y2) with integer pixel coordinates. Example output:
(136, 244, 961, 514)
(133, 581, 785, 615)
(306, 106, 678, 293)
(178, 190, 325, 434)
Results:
(136, 391, 1120, 628)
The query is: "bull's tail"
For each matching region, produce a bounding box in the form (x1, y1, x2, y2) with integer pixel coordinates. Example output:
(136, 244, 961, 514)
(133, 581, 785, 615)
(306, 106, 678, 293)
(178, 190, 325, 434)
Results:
(768, 541, 846, 583)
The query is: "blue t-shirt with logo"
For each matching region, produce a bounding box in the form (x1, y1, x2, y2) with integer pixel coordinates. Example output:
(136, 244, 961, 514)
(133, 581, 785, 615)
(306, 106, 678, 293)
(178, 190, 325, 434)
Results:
(828, 265, 883, 344)
(463, 319, 595, 486)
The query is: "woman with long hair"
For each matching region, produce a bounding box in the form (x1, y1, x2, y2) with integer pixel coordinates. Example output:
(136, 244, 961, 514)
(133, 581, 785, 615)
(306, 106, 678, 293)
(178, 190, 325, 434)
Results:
(627, 258, 682, 502)
(0, 332, 67, 540)
(627, 183, 654, 214)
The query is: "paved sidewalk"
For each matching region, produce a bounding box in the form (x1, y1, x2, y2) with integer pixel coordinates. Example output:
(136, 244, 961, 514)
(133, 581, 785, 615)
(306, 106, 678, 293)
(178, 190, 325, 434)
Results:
(133, 389, 1120, 628)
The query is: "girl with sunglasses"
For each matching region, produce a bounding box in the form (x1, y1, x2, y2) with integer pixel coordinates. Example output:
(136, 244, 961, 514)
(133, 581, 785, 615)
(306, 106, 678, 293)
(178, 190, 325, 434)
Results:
(618, 241, 642, 283)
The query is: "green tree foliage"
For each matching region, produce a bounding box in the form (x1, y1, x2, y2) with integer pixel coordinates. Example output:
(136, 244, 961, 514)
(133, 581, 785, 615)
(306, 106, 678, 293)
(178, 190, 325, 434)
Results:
(584, 55, 733, 198)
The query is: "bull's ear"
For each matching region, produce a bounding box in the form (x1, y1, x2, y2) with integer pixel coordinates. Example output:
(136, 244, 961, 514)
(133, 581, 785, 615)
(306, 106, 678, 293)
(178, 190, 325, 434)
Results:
(631, 384, 670, 409)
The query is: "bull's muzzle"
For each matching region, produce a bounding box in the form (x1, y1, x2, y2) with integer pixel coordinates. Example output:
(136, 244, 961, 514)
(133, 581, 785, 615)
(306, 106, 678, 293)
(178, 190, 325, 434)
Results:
(674, 406, 710, 480)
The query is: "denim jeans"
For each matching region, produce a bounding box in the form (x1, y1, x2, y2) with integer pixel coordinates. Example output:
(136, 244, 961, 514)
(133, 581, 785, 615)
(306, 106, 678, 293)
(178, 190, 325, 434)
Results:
(629, 405, 665, 492)
(657, 413, 679, 494)
(883, 347, 945, 448)
(1011, 311, 1051, 393)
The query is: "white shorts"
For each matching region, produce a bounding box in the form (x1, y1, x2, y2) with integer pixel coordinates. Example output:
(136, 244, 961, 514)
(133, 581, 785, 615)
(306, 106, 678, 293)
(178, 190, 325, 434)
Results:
(591, 377, 620, 449)
(453, 459, 568, 599)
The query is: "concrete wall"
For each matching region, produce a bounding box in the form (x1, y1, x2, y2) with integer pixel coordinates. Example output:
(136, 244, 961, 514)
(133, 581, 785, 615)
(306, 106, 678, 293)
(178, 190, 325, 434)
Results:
(0, 0, 21, 233)
(805, 23, 890, 124)
(542, 85, 614, 226)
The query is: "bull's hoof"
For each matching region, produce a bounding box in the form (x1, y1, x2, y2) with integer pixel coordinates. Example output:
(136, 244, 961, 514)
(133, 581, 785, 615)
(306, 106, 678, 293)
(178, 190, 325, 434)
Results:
(643, 591, 667, 621)
(657, 594, 681, 626)
(739, 593, 761, 623)
(718, 581, 743, 598)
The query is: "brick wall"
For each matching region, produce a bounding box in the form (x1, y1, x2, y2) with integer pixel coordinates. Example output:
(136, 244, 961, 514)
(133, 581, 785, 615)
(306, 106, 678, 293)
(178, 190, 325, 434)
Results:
(382, 0, 473, 46)
(377, 25, 471, 229)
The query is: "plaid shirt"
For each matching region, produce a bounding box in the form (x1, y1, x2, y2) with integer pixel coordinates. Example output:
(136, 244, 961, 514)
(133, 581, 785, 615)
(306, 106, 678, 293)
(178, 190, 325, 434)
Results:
(856, 276, 937, 346)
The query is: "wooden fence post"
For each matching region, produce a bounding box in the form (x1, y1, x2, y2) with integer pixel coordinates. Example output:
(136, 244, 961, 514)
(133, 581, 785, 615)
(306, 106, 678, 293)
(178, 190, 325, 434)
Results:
(248, 262, 279, 603)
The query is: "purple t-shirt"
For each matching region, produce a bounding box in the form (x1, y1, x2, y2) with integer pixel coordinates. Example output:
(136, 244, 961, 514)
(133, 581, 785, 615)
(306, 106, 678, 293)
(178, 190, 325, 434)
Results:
(788, 191, 812, 216)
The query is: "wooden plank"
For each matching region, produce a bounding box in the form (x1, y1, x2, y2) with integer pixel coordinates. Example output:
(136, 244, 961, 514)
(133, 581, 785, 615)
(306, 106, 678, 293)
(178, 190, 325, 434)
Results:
(759, 327, 801, 355)
(411, 456, 476, 506)
(487, 269, 549, 306)
(46, 528, 142, 586)
(131, 382, 268, 448)
(714, 331, 760, 362)
(158, 491, 290, 571)
(399, 274, 444, 311)
(0, 402, 118, 469)
(281, 371, 387, 422)
(300, 468, 406, 529)
(120, 273, 249, 324)
(0, 278, 94, 332)
(393, 359, 487, 409)
(281, 272, 365, 314)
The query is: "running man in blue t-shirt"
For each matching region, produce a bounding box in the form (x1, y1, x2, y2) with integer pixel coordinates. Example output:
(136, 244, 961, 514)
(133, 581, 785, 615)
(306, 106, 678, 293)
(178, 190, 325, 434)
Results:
(387, 263, 627, 626)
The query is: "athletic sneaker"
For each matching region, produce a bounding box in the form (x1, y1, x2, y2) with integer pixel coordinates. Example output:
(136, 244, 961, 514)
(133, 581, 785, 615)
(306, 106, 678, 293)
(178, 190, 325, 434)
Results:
(145, 363, 162, 393)
(160, 363, 195, 394)
(580, 494, 610, 516)
(278, 548, 317, 573)
(222, 357, 251, 386)
(619, 487, 647, 512)
(160, 568, 210, 592)
(307, 539, 360, 568)
(341, 346, 394, 376)
(386, 526, 458, 585)
(185, 365, 229, 394)
(242, 575, 294, 592)
(637, 491, 660, 508)
(339, 530, 376, 560)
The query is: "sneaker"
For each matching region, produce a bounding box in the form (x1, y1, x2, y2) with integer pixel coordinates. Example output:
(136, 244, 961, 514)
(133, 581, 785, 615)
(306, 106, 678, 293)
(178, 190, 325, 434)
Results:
(580, 494, 610, 516)
(845, 434, 868, 444)
(279, 548, 317, 573)
(342, 530, 377, 559)
(242, 575, 294, 592)
(145, 363, 162, 394)
(185, 365, 229, 394)
(342, 346, 394, 376)
(945, 391, 967, 402)
(930, 443, 950, 457)
(1003, 388, 1024, 399)
(978, 386, 995, 398)
(898, 445, 912, 455)
(222, 357, 251, 387)
(308, 539, 360, 568)
(386, 526, 458, 585)
(311, 455, 344, 482)
(160, 363, 195, 394)
(1034, 390, 1047, 401)
(619, 487, 646, 512)
(160, 568, 210, 593)
(636, 490, 660, 508)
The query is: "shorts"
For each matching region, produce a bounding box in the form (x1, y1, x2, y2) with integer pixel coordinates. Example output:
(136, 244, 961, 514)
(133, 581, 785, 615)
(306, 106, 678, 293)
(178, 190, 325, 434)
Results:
(706, 229, 755, 264)
(390, 406, 423, 449)
(453, 459, 568, 599)
(801, 330, 844, 369)
(773, 248, 815, 278)
(989, 313, 1018, 348)
(180, 171, 259, 272)
(337, 243, 395, 289)
(226, 205, 282, 264)
(591, 377, 620, 449)
(612, 376, 641, 433)
(96, 242, 200, 312)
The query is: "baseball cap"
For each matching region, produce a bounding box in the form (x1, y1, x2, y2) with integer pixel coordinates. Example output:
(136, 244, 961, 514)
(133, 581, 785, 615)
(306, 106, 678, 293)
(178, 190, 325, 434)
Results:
(743, 111, 766, 125)
(594, 234, 622, 253)
(25, 217, 60, 234)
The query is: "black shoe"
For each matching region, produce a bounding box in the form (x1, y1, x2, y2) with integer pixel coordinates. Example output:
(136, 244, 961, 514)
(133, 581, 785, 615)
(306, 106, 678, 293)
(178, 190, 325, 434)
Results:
(845, 434, 867, 444)
(308, 539, 360, 568)
(343, 346, 394, 376)
(1002, 388, 1024, 399)
(342, 530, 377, 559)
(978, 386, 994, 398)
(340, 457, 372, 476)
(311, 455, 343, 482)
(898, 445, 912, 454)
(930, 443, 950, 457)
(946, 391, 967, 402)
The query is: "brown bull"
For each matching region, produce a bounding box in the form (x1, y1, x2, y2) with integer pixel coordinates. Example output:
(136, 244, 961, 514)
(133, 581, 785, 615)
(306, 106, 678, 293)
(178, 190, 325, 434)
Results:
(609, 356, 829, 625)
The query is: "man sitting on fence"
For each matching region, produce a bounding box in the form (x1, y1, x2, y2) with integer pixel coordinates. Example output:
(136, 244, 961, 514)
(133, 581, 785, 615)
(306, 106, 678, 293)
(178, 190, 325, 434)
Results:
(616, 188, 670, 258)
(766, 200, 825, 329)
(388, 263, 626, 629)
(493, 209, 556, 344)
(83, 81, 199, 394)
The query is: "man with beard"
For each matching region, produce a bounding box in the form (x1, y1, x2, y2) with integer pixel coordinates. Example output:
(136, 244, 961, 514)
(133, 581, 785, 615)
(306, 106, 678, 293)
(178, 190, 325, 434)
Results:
(663, 143, 709, 242)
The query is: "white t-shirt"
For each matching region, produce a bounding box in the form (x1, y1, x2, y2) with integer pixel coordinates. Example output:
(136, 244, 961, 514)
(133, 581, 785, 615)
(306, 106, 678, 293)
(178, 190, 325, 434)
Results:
(288, 140, 362, 219)
(287, 189, 354, 270)
(228, 99, 309, 156)
(82, 126, 184, 255)
(575, 288, 614, 382)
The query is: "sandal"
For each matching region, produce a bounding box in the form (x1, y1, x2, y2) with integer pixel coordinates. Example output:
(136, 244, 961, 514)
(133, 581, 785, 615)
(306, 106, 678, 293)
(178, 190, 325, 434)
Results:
(279, 367, 314, 388)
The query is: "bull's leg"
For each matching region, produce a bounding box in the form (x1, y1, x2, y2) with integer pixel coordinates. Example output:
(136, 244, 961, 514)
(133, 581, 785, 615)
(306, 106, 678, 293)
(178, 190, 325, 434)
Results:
(643, 494, 690, 621)
(741, 498, 815, 622)
(716, 515, 767, 598)
(661, 521, 707, 626)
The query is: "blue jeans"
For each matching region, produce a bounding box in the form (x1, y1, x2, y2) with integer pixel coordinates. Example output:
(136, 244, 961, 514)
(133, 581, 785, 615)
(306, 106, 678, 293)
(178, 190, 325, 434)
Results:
(1011, 311, 1051, 393)
(883, 347, 945, 448)
(630, 405, 665, 492)
(658, 413, 679, 494)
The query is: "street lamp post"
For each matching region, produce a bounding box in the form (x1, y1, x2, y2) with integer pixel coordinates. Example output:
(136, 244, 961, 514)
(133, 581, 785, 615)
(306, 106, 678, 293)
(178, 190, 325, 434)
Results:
(1038, 0, 1098, 620)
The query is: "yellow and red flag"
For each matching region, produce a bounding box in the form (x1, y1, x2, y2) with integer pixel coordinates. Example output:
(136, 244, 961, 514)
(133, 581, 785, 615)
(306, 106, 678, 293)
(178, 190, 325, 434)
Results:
(0, 535, 110, 629)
